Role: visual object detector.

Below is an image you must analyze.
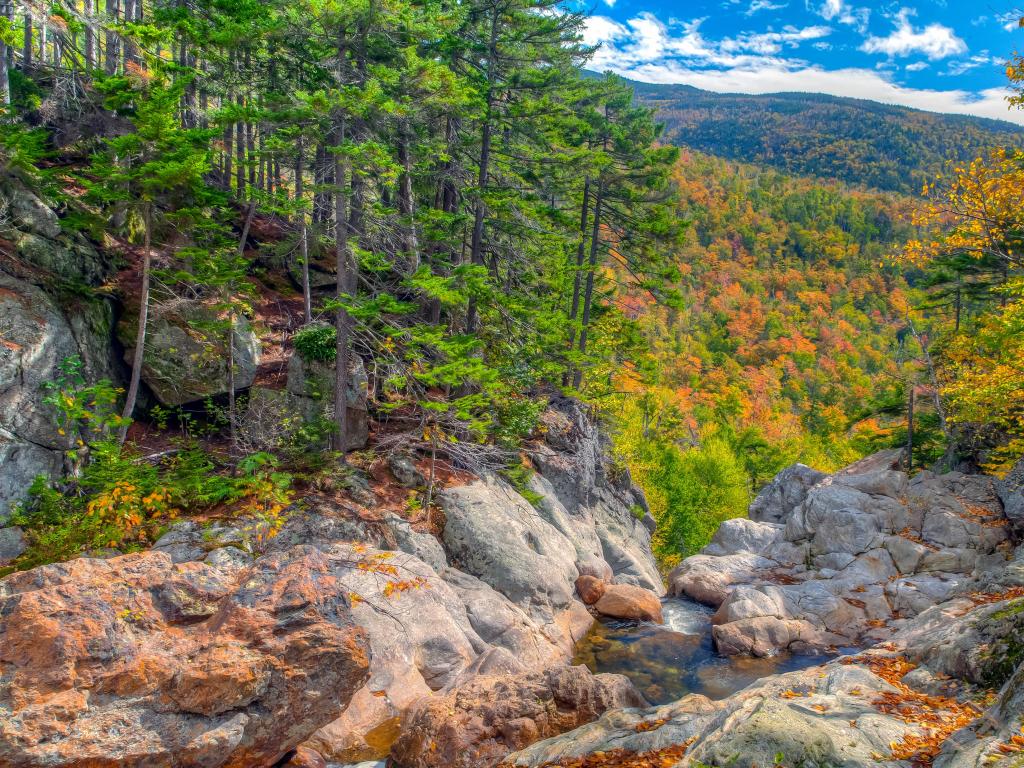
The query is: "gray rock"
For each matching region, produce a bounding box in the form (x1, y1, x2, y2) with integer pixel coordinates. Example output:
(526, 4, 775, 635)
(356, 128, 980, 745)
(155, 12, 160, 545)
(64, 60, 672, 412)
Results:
(0, 428, 62, 525)
(810, 507, 882, 555)
(440, 476, 579, 621)
(704, 518, 783, 557)
(748, 463, 827, 524)
(387, 454, 425, 488)
(383, 513, 447, 572)
(997, 457, 1024, 538)
(0, 526, 27, 565)
(286, 353, 369, 450)
(120, 307, 260, 407)
(884, 534, 929, 574)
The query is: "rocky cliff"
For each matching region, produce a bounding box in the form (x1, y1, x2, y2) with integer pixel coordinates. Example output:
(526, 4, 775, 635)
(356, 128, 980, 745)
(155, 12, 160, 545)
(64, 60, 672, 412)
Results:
(506, 454, 1024, 768)
(0, 397, 664, 767)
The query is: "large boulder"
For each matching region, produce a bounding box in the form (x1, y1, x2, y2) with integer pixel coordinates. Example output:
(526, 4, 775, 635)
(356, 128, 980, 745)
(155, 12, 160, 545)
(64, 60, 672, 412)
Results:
(593, 583, 664, 624)
(748, 463, 827, 524)
(997, 457, 1024, 539)
(0, 273, 120, 520)
(285, 352, 369, 450)
(668, 453, 1011, 657)
(527, 397, 662, 593)
(0, 172, 110, 286)
(389, 665, 647, 768)
(439, 475, 580, 623)
(120, 305, 260, 407)
(303, 545, 569, 763)
(0, 547, 371, 768)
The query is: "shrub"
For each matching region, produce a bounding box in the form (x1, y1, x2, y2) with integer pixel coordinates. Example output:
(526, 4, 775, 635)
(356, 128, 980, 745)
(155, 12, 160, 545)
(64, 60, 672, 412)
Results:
(293, 324, 337, 362)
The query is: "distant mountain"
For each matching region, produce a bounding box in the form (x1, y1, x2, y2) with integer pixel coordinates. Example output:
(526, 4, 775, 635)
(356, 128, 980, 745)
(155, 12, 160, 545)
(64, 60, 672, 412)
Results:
(627, 80, 1024, 194)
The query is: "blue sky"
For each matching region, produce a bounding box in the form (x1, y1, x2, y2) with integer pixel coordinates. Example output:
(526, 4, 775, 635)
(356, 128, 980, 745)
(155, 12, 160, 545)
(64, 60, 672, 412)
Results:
(578, 1, 1024, 124)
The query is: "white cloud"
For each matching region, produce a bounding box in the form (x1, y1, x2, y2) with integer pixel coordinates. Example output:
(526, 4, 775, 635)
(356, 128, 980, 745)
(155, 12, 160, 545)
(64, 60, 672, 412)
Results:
(583, 11, 1023, 126)
(997, 12, 1023, 32)
(860, 9, 967, 60)
(807, 0, 870, 32)
(745, 0, 788, 15)
(619, 60, 1023, 125)
(905, 61, 929, 72)
(943, 53, 999, 77)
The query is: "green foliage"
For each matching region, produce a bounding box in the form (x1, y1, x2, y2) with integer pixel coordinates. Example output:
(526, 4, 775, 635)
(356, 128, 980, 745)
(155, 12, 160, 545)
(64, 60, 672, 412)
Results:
(501, 463, 544, 507)
(293, 324, 338, 363)
(42, 356, 129, 458)
(7, 441, 295, 571)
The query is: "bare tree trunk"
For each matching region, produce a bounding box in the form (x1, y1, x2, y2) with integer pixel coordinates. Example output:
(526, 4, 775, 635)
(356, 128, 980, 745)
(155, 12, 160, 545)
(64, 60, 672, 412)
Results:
(397, 126, 418, 274)
(229, 202, 257, 459)
(104, 0, 118, 76)
(572, 181, 603, 390)
(22, 12, 31, 70)
(464, 6, 500, 335)
(119, 204, 153, 445)
(906, 384, 915, 472)
(0, 0, 11, 106)
(122, 0, 134, 68)
(333, 121, 351, 454)
(84, 0, 95, 70)
(564, 176, 591, 384)
(235, 115, 245, 197)
(295, 139, 312, 324)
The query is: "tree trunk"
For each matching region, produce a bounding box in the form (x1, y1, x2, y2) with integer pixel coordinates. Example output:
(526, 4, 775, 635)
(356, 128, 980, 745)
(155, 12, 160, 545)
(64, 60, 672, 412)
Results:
(229, 202, 257, 459)
(906, 383, 915, 472)
(22, 12, 30, 70)
(84, 0, 94, 71)
(119, 203, 153, 444)
(333, 121, 351, 455)
(572, 181, 603, 390)
(122, 0, 134, 67)
(104, 0, 118, 76)
(564, 176, 591, 383)
(235, 116, 245, 197)
(0, 0, 11, 106)
(464, 6, 500, 335)
(397, 126, 418, 274)
(295, 139, 312, 323)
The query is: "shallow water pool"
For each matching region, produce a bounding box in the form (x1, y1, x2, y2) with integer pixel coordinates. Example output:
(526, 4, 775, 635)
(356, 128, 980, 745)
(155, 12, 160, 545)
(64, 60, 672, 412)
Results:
(573, 598, 833, 704)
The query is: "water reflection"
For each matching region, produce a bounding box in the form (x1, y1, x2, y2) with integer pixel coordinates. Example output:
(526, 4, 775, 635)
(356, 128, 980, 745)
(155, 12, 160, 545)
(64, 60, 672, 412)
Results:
(573, 598, 832, 704)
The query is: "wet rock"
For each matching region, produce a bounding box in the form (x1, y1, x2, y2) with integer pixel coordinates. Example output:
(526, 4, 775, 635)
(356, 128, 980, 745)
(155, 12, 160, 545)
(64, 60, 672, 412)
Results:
(0, 547, 370, 768)
(575, 574, 606, 605)
(389, 665, 647, 768)
(594, 584, 663, 624)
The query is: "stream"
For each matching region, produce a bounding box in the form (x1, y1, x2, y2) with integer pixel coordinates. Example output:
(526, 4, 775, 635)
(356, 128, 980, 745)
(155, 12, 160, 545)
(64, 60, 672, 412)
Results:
(334, 598, 831, 767)
(573, 597, 833, 704)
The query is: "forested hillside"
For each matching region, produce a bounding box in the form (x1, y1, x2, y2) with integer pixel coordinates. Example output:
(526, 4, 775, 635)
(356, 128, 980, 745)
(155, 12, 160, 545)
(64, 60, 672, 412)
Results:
(606, 152, 919, 559)
(629, 80, 1024, 194)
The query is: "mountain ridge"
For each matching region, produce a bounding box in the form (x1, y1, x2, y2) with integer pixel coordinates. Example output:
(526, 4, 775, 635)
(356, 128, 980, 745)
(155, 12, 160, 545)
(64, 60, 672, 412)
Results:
(609, 75, 1024, 193)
